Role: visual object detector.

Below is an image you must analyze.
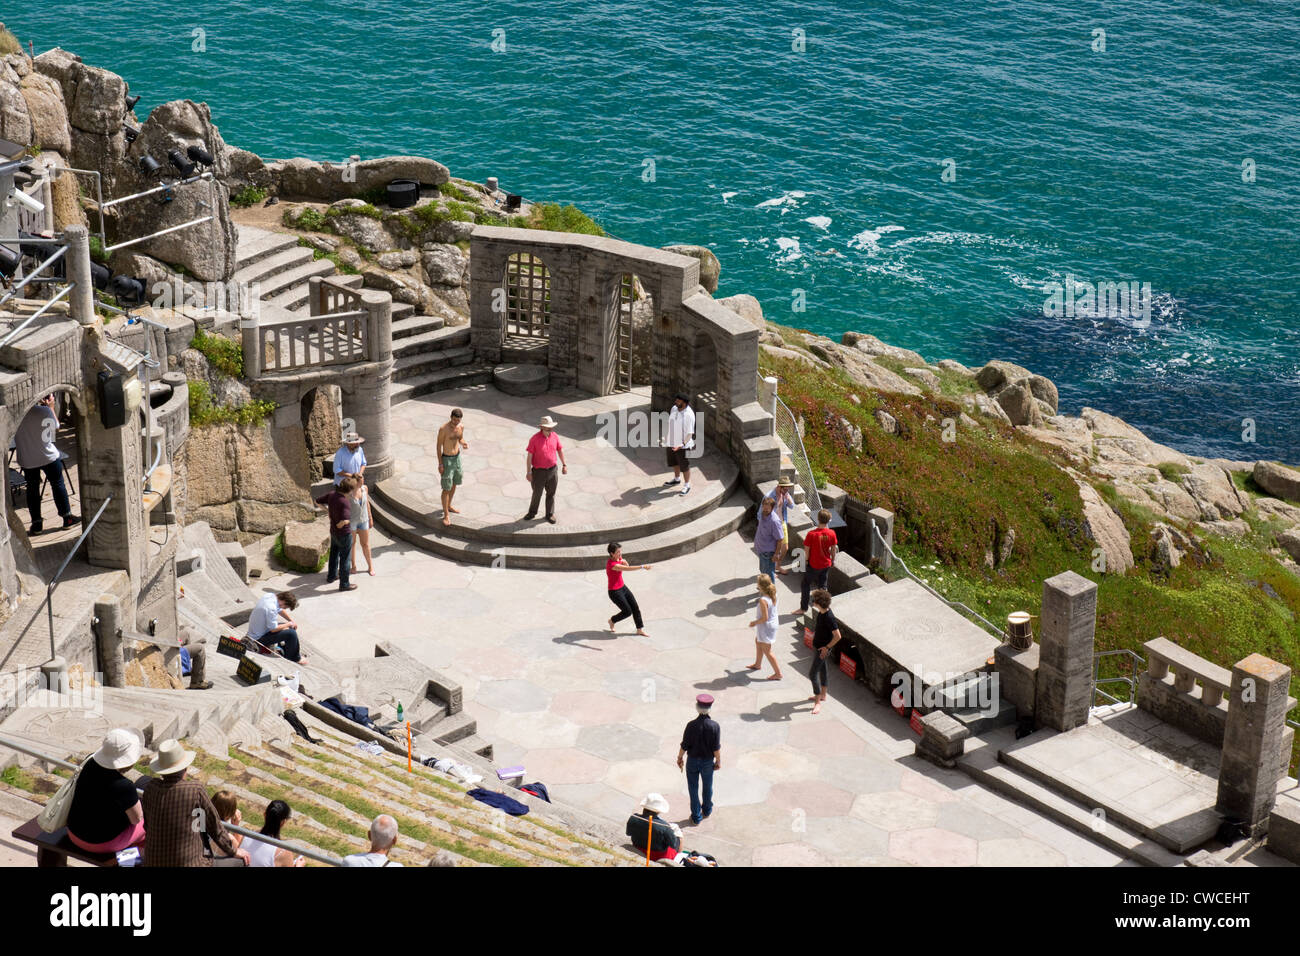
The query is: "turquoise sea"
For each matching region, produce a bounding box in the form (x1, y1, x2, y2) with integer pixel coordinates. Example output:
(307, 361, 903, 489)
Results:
(12, 1, 1300, 462)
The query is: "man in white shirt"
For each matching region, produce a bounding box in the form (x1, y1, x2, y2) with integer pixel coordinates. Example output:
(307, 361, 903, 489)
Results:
(332, 432, 367, 487)
(662, 393, 696, 497)
(246, 590, 307, 664)
(14, 394, 78, 535)
(342, 814, 404, 867)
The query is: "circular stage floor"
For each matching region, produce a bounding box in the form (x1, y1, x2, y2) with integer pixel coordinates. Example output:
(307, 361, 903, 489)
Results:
(382, 386, 735, 537)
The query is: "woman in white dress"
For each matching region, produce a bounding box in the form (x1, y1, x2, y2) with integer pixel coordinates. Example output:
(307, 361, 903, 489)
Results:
(747, 574, 782, 680)
(242, 799, 306, 867)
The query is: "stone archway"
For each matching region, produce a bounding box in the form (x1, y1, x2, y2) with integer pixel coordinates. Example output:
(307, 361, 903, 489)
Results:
(300, 385, 342, 482)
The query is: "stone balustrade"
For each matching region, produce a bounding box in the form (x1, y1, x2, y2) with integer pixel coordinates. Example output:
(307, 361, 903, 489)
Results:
(1137, 637, 1233, 746)
(1144, 637, 1232, 708)
(243, 278, 391, 378)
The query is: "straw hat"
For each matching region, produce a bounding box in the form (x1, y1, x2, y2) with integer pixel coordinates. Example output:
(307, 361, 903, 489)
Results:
(92, 728, 143, 771)
(640, 793, 670, 816)
(538, 415, 558, 429)
(776, 476, 795, 488)
(149, 738, 196, 776)
(343, 432, 365, 445)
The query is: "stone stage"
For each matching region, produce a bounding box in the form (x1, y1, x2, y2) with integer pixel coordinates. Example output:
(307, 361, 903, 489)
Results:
(370, 386, 749, 569)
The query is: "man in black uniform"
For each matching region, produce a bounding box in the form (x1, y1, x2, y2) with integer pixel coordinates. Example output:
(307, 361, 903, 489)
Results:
(677, 693, 721, 825)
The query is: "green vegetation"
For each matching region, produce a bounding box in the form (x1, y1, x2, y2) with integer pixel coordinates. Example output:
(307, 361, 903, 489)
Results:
(325, 201, 384, 221)
(0, 765, 35, 791)
(282, 206, 327, 232)
(188, 381, 276, 428)
(760, 327, 1300, 768)
(0, 25, 21, 56)
(297, 237, 359, 275)
(272, 529, 327, 574)
(230, 185, 268, 208)
(439, 181, 477, 202)
(87, 235, 109, 264)
(523, 202, 604, 236)
(1157, 461, 1191, 483)
(190, 327, 244, 378)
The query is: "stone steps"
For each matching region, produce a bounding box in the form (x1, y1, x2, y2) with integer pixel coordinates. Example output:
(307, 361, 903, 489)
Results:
(393, 346, 476, 382)
(233, 228, 301, 270)
(268, 271, 365, 314)
(395, 328, 469, 360)
(958, 731, 1185, 867)
(371, 490, 751, 570)
(389, 364, 494, 404)
(231, 244, 319, 290)
(392, 314, 445, 340)
(251, 257, 338, 305)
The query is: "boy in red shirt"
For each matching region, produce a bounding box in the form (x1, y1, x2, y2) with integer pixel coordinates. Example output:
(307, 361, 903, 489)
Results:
(800, 509, 837, 613)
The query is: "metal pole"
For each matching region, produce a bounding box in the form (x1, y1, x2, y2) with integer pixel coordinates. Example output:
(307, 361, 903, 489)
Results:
(46, 495, 114, 662)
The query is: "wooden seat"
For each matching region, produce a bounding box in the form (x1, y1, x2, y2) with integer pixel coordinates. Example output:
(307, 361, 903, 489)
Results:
(10, 818, 119, 868)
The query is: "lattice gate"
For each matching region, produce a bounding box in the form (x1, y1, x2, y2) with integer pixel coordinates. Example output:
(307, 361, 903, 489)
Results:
(504, 252, 551, 337)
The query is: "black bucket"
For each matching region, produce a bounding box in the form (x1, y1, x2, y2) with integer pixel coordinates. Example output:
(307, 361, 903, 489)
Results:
(386, 179, 419, 208)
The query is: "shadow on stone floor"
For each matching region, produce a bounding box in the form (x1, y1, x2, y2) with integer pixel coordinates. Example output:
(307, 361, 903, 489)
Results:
(554, 629, 620, 650)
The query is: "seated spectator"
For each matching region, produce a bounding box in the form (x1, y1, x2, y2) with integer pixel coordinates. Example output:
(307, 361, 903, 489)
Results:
(210, 790, 244, 858)
(247, 590, 307, 664)
(624, 792, 681, 861)
(241, 799, 305, 867)
(65, 728, 146, 854)
(342, 814, 403, 866)
(179, 627, 211, 691)
(140, 739, 250, 867)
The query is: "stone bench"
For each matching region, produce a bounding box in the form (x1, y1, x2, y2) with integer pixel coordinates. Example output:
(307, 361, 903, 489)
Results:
(10, 818, 118, 868)
(914, 710, 970, 768)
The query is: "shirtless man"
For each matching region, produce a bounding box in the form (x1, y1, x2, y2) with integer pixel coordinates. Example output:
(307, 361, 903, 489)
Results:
(437, 408, 469, 526)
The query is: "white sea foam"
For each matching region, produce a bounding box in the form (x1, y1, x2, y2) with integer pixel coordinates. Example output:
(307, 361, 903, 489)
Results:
(721, 191, 738, 202)
(847, 224, 903, 254)
(774, 237, 802, 262)
(756, 190, 807, 211)
(804, 215, 831, 230)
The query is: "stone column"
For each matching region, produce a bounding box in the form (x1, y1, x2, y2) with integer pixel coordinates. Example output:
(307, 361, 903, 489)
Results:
(468, 236, 505, 364)
(867, 508, 894, 571)
(94, 593, 127, 688)
(1216, 654, 1293, 837)
(1035, 570, 1097, 731)
(64, 225, 96, 326)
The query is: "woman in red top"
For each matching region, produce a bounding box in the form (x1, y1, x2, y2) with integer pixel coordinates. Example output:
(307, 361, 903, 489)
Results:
(606, 542, 652, 636)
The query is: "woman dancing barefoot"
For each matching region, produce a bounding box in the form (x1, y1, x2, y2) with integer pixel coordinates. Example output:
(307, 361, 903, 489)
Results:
(606, 542, 650, 637)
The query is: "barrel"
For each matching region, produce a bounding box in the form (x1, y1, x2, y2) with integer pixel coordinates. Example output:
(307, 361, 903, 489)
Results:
(386, 179, 419, 209)
(1007, 611, 1033, 649)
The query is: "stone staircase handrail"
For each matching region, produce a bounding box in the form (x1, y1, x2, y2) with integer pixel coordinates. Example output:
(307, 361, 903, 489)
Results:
(310, 275, 364, 319)
(1143, 637, 1232, 708)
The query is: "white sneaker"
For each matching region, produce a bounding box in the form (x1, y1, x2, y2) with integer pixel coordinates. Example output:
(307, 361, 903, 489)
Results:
(680, 484, 691, 495)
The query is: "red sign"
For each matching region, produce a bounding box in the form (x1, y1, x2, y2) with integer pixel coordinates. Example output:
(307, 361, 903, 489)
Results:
(803, 626, 813, 649)
(838, 654, 857, 680)
(909, 709, 925, 736)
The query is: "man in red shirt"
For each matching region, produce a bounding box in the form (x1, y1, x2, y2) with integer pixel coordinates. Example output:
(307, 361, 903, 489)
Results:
(523, 415, 567, 523)
(800, 509, 838, 613)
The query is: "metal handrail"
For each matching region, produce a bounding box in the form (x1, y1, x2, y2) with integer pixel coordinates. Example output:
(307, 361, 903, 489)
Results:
(1093, 648, 1144, 707)
(771, 390, 823, 518)
(0, 241, 68, 311)
(43, 496, 112, 661)
(0, 283, 72, 348)
(0, 733, 342, 866)
(869, 522, 1008, 640)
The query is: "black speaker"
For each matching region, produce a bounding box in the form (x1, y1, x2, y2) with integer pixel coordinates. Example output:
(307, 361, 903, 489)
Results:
(97, 369, 127, 429)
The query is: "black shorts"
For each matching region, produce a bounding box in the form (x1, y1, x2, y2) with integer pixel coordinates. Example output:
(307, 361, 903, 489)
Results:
(666, 446, 690, 469)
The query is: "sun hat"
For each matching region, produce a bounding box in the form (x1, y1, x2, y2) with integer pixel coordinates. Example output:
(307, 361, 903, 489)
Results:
(776, 476, 795, 488)
(92, 728, 144, 770)
(640, 793, 670, 816)
(343, 432, 365, 445)
(538, 415, 558, 429)
(149, 738, 196, 776)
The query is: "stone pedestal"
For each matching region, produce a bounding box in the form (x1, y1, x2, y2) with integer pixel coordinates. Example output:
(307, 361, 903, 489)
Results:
(995, 641, 1039, 718)
(1215, 654, 1293, 837)
(94, 594, 127, 688)
(867, 508, 894, 571)
(1035, 570, 1097, 732)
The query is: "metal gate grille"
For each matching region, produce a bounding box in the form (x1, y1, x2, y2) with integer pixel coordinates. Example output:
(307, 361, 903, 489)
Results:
(615, 273, 634, 391)
(504, 253, 551, 337)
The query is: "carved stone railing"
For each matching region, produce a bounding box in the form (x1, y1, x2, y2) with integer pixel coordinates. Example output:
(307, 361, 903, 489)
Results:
(1137, 636, 1233, 745)
(243, 277, 391, 378)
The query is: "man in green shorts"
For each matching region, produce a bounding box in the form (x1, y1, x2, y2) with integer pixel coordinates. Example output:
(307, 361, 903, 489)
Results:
(437, 408, 469, 527)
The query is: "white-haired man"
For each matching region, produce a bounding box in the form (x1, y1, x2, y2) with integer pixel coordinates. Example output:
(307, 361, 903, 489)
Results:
(342, 814, 403, 867)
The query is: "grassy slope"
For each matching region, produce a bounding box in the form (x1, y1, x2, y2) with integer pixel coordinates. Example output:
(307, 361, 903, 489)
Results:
(760, 325, 1300, 768)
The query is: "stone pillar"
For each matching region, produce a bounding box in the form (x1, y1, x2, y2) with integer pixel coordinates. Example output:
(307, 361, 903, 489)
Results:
(363, 289, 392, 364)
(1035, 570, 1097, 731)
(1216, 654, 1293, 837)
(94, 594, 127, 688)
(341, 365, 393, 483)
(867, 508, 894, 571)
(64, 225, 96, 325)
(468, 236, 505, 364)
(758, 376, 778, 432)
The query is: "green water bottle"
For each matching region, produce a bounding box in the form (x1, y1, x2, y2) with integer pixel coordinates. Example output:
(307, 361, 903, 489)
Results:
(396, 701, 404, 723)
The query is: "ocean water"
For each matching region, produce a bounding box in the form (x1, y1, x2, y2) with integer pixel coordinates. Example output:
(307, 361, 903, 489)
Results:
(13, 1, 1300, 462)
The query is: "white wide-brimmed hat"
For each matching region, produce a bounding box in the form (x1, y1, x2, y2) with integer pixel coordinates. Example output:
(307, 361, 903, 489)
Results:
(538, 416, 558, 429)
(640, 792, 670, 816)
(149, 738, 196, 776)
(92, 728, 144, 770)
(776, 476, 795, 488)
(343, 432, 365, 445)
